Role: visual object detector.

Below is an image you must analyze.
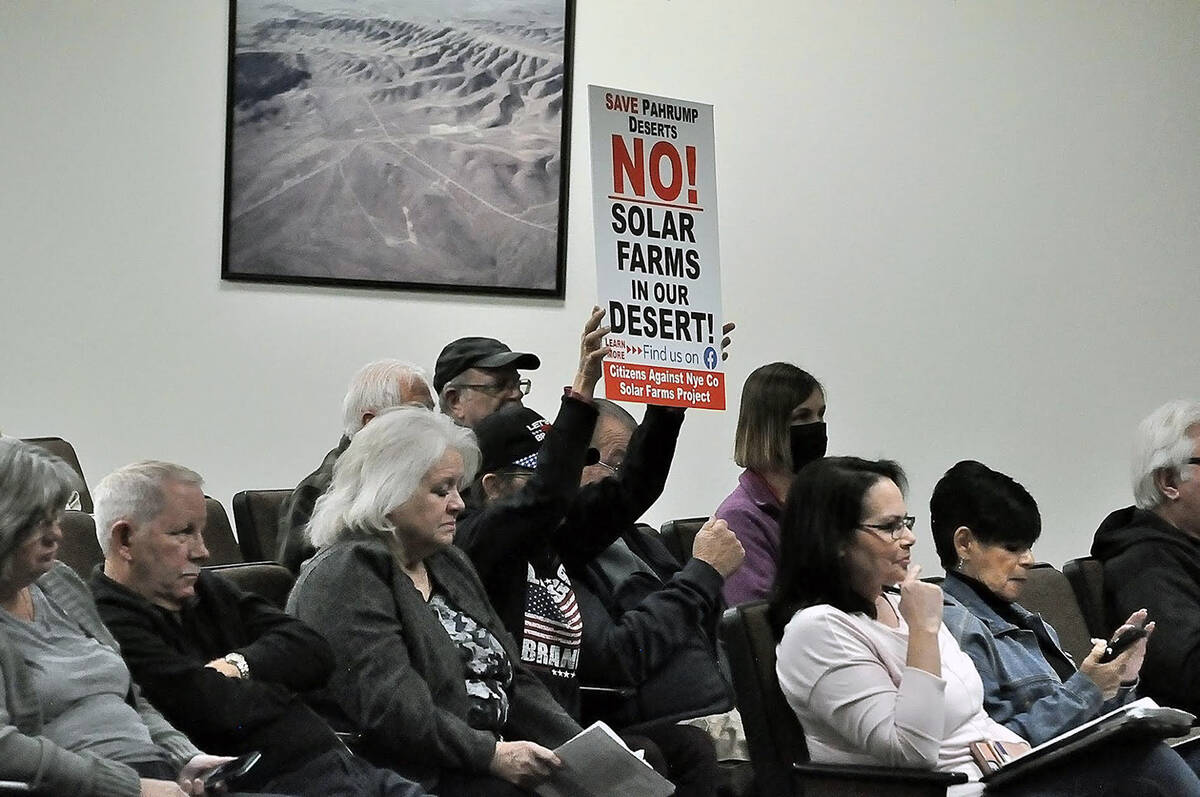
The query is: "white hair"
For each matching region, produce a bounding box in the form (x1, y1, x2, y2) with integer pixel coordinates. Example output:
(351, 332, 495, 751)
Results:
(94, 461, 204, 555)
(342, 360, 434, 438)
(307, 406, 480, 550)
(1132, 399, 1200, 510)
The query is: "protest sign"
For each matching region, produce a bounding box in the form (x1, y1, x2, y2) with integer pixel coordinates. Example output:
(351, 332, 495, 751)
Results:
(589, 85, 725, 410)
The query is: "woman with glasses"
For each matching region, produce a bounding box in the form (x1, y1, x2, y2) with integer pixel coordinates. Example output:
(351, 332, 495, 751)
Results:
(770, 456, 1200, 795)
(0, 438, 229, 796)
(715, 362, 825, 605)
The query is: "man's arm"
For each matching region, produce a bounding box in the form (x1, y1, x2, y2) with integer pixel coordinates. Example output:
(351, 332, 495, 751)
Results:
(575, 558, 724, 685)
(558, 405, 686, 566)
(203, 573, 334, 692)
(97, 599, 310, 741)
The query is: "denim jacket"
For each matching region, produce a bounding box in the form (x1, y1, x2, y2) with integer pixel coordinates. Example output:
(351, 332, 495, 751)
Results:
(942, 571, 1134, 745)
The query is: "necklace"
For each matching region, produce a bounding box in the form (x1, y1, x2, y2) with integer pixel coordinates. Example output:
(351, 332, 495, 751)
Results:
(1, 588, 35, 622)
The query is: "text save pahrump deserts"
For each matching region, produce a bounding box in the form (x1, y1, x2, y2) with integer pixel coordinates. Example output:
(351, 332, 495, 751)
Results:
(588, 85, 725, 410)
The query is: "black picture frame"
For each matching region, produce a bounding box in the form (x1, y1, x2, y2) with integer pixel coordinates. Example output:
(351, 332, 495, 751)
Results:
(221, 1, 574, 298)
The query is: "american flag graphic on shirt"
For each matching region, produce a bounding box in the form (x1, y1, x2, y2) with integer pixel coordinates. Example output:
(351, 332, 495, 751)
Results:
(522, 562, 582, 678)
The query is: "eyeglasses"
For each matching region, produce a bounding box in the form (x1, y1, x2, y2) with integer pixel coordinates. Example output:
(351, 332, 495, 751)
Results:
(65, 491, 81, 512)
(593, 460, 621, 475)
(857, 515, 917, 540)
(451, 377, 531, 397)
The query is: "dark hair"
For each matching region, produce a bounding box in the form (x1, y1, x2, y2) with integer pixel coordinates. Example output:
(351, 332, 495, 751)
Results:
(734, 363, 823, 472)
(928, 460, 1041, 571)
(768, 456, 907, 637)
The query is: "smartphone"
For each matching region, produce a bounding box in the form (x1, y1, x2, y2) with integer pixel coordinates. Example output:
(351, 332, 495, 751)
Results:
(201, 751, 262, 788)
(1100, 623, 1149, 663)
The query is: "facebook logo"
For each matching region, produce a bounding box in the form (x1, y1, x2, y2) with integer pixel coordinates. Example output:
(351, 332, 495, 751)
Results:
(703, 346, 718, 369)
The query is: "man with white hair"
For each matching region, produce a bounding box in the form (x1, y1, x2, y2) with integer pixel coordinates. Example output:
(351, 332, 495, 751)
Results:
(90, 461, 428, 796)
(277, 359, 434, 571)
(1091, 399, 1200, 713)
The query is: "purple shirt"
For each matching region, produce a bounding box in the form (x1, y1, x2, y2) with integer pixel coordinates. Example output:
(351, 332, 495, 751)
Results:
(714, 469, 783, 605)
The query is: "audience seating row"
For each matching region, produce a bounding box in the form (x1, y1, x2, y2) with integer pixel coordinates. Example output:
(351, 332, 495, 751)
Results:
(25, 438, 1117, 797)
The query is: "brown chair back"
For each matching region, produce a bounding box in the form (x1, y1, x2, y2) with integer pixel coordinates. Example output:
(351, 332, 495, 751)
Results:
(23, 436, 92, 512)
(203, 497, 243, 566)
(231, 489, 292, 563)
(57, 510, 104, 576)
(1018, 563, 1094, 665)
(1064, 556, 1109, 639)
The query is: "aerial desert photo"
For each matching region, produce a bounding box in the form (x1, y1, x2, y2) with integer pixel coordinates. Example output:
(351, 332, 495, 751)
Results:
(227, 0, 568, 290)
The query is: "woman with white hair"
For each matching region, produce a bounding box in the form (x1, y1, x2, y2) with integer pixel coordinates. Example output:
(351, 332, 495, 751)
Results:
(0, 438, 228, 796)
(286, 406, 580, 797)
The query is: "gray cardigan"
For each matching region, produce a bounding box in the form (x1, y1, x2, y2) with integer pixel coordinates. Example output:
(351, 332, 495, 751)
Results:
(0, 562, 200, 796)
(287, 534, 581, 789)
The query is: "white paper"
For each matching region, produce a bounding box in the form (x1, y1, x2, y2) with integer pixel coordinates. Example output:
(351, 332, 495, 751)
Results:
(535, 721, 675, 797)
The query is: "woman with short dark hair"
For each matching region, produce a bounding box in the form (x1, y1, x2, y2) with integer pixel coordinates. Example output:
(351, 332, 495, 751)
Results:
(931, 460, 1158, 744)
(715, 362, 825, 605)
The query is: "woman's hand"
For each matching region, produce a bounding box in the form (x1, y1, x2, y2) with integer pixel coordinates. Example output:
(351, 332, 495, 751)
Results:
(489, 740, 563, 787)
(897, 564, 943, 635)
(140, 779, 189, 797)
(177, 754, 235, 795)
(572, 306, 612, 398)
(1078, 639, 1128, 700)
(1080, 610, 1155, 696)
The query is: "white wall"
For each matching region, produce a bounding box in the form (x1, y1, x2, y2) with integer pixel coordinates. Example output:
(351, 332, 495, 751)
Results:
(2, 1, 1198, 571)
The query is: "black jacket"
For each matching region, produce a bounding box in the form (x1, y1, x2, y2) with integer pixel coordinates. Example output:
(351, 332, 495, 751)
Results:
(1092, 506, 1200, 713)
(90, 569, 339, 786)
(569, 525, 733, 730)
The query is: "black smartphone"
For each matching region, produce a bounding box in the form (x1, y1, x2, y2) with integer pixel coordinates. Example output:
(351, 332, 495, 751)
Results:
(201, 751, 262, 788)
(1100, 623, 1149, 663)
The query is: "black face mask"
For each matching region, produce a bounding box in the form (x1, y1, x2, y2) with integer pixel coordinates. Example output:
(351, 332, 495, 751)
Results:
(789, 421, 828, 472)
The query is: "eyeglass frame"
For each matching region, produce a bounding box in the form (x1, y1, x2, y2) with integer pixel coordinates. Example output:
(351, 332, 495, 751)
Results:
(856, 515, 917, 540)
(593, 460, 621, 475)
(448, 377, 531, 397)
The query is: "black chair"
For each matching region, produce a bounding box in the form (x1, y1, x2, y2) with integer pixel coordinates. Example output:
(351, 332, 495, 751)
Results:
(205, 562, 296, 609)
(719, 601, 966, 797)
(57, 510, 104, 577)
(658, 516, 707, 566)
(203, 497, 244, 566)
(1016, 563, 1095, 666)
(1064, 556, 1110, 640)
(231, 489, 292, 563)
(23, 436, 92, 512)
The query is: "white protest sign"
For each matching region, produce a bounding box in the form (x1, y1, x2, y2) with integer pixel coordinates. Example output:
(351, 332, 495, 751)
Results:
(589, 85, 725, 410)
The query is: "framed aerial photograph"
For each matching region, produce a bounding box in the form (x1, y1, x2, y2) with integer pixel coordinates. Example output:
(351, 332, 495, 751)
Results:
(221, 0, 574, 297)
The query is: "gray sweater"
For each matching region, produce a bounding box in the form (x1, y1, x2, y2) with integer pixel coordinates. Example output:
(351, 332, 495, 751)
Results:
(0, 562, 200, 796)
(287, 534, 581, 789)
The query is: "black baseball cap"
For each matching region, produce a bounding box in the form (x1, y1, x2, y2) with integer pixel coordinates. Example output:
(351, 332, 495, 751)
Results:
(434, 337, 541, 393)
(474, 405, 599, 475)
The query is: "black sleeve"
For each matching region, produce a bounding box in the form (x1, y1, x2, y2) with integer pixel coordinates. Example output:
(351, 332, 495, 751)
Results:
(574, 558, 724, 685)
(1107, 552, 1200, 713)
(455, 395, 598, 594)
(212, 574, 335, 691)
(558, 405, 685, 567)
(99, 595, 311, 741)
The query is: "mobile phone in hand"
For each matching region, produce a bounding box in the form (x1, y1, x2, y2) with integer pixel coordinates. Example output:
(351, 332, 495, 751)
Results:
(201, 751, 262, 788)
(1100, 623, 1149, 663)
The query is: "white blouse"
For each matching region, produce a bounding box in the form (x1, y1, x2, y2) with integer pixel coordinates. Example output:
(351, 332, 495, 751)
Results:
(776, 595, 1025, 795)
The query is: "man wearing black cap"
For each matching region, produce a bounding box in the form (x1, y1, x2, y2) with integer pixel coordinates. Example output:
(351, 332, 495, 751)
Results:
(434, 337, 541, 429)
